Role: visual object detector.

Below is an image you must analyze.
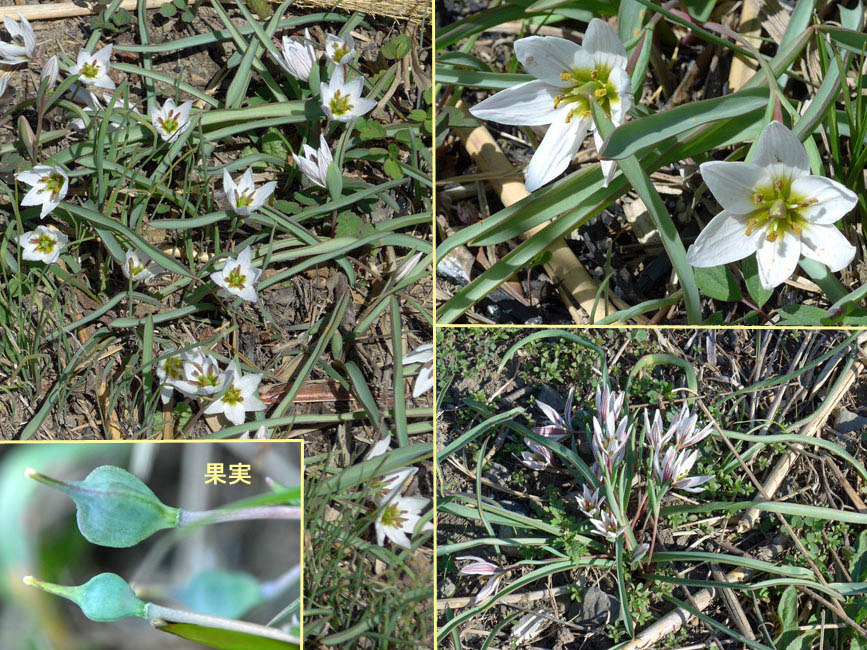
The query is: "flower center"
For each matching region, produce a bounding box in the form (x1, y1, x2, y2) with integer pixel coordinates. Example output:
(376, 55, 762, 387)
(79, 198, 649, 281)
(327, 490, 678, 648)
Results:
(381, 503, 407, 528)
(159, 111, 180, 134)
(127, 260, 146, 277)
(31, 234, 57, 254)
(329, 90, 354, 117)
(554, 65, 617, 123)
(221, 385, 243, 405)
(234, 189, 254, 208)
(226, 266, 247, 290)
(745, 177, 816, 242)
(81, 61, 100, 80)
(40, 173, 65, 199)
(198, 372, 220, 388)
(164, 357, 184, 381)
(332, 44, 350, 62)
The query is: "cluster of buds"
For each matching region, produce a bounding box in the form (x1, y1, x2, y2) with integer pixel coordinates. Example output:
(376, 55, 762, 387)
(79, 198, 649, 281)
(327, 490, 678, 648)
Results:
(365, 436, 432, 550)
(645, 406, 714, 493)
(156, 351, 266, 427)
(591, 383, 632, 476)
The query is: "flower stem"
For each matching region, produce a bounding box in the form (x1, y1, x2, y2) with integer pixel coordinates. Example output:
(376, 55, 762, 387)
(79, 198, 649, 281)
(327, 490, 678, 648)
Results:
(146, 603, 299, 644)
(177, 505, 300, 527)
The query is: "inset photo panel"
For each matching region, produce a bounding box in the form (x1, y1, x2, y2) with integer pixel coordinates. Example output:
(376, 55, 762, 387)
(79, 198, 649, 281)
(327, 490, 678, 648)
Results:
(0, 440, 301, 649)
(435, 3, 865, 325)
(437, 328, 867, 648)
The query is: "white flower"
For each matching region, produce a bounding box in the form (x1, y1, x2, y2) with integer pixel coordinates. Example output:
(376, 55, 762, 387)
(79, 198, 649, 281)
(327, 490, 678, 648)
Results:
(363, 435, 418, 503)
(292, 133, 332, 188)
(210, 247, 262, 303)
(156, 351, 188, 405)
(457, 556, 506, 604)
(589, 507, 625, 540)
(16, 165, 69, 218)
(203, 361, 267, 426)
(402, 343, 433, 398)
(574, 484, 605, 519)
(151, 98, 192, 143)
(533, 387, 575, 439)
(325, 33, 355, 65)
(373, 494, 432, 549)
(687, 121, 858, 290)
(320, 65, 376, 122)
(520, 439, 553, 471)
(280, 28, 316, 81)
(0, 12, 36, 65)
(469, 18, 632, 191)
(653, 446, 712, 493)
(121, 249, 163, 282)
(0, 74, 8, 101)
(17, 225, 67, 264)
(176, 350, 226, 397)
(70, 45, 115, 90)
(222, 167, 276, 216)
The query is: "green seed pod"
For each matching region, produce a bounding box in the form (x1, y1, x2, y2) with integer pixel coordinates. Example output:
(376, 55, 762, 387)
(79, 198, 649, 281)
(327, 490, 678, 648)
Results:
(175, 569, 264, 619)
(25, 465, 180, 548)
(24, 573, 148, 622)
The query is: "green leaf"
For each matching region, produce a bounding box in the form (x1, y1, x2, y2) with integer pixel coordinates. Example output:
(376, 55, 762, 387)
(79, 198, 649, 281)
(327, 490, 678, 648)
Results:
(851, 531, 867, 581)
(778, 586, 798, 631)
(261, 127, 289, 160)
(326, 161, 343, 202)
(357, 118, 387, 140)
(601, 88, 770, 159)
(694, 265, 741, 301)
(777, 304, 829, 325)
(156, 622, 299, 650)
(682, 0, 716, 21)
(383, 158, 402, 180)
(27, 465, 179, 547)
(381, 34, 411, 60)
(160, 3, 177, 17)
(742, 256, 773, 308)
(335, 213, 364, 238)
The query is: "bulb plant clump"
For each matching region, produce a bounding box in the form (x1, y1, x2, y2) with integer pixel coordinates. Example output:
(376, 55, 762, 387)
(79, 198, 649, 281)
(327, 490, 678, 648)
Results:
(473, 382, 714, 606)
(0, 0, 432, 440)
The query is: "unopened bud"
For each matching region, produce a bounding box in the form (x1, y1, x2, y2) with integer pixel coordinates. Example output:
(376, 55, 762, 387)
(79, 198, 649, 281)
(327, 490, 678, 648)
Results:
(17, 116, 35, 157)
(41, 55, 59, 90)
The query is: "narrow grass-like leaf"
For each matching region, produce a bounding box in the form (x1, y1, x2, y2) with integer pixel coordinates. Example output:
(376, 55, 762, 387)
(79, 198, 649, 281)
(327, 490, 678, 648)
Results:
(592, 101, 701, 323)
(601, 88, 770, 160)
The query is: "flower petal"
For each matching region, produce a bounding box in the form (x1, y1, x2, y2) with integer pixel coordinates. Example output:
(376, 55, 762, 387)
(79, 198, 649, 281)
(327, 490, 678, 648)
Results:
(525, 110, 589, 192)
(800, 223, 856, 273)
(752, 120, 809, 173)
(686, 210, 763, 267)
(583, 18, 627, 61)
(514, 36, 581, 87)
(756, 230, 801, 290)
(790, 175, 858, 225)
(606, 65, 632, 126)
(469, 80, 559, 126)
(699, 161, 768, 214)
